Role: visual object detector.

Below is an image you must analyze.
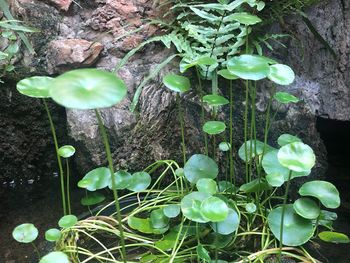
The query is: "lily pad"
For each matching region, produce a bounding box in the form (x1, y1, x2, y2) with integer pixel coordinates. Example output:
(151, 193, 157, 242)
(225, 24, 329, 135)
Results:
(277, 142, 316, 172)
(196, 178, 217, 195)
(200, 196, 229, 222)
(184, 154, 218, 184)
(58, 145, 75, 158)
(274, 92, 300, 104)
(16, 76, 53, 98)
(219, 142, 231, 152)
(203, 94, 229, 106)
(12, 223, 38, 243)
(268, 204, 314, 246)
(50, 69, 127, 110)
(203, 121, 226, 135)
(163, 74, 190, 93)
(45, 228, 62, 242)
(127, 171, 151, 192)
(81, 192, 105, 206)
(293, 198, 320, 219)
(267, 64, 295, 85)
(319, 231, 350, 244)
(299, 180, 340, 209)
(227, 55, 272, 80)
(277, 134, 302, 147)
(181, 192, 211, 223)
(163, 205, 181, 218)
(58, 215, 78, 228)
(210, 208, 240, 235)
(78, 167, 111, 191)
(108, 170, 132, 190)
(39, 252, 70, 263)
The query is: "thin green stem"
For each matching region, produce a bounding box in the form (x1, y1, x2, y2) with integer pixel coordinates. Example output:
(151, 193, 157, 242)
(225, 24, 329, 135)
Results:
(94, 109, 127, 263)
(244, 80, 249, 183)
(177, 93, 187, 164)
(43, 99, 66, 215)
(66, 159, 71, 214)
(229, 80, 235, 192)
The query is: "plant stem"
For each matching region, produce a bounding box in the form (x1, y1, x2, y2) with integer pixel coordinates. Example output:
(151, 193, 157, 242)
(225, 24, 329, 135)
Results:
(31, 242, 40, 260)
(244, 79, 249, 183)
(279, 170, 293, 261)
(94, 109, 127, 263)
(43, 99, 66, 215)
(229, 80, 235, 192)
(66, 159, 71, 214)
(177, 93, 187, 164)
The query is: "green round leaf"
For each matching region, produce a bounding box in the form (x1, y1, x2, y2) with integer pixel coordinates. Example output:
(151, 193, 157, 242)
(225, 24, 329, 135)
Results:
(81, 192, 106, 206)
(277, 134, 302, 147)
(58, 215, 78, 228)
(12, 223, 38, 243)
(268, 204, 314, 246)
(50, 69, 127, 109)
(227, 55, 271, 81)
(108, 170, 132, 190)
(39, 252, 70, 263)
(203, 94, 229, 106)
(219, 142, 231, 152)
(293, 198, 320, 219)
(226, 12, 262, 25)
(184, 154, 218, 184)
(175, 168, 184, 177)
(45, 228, 62, 242)
(203, 121, 226, 135)
(268, 64, 295, 85)
(163, 74, 190, 93)
(150, 209, 169, 229)
(58, 145, 76, 158)
(217, 69, 239, 80)
(274, 92, 300, 104)
(196, 178, 217, 195)
(127, 171, 151, 192)
(239, 139, 273, 162)
(210, 208, 240, 235)
(201, 196, 228, 222)
(163, 205, 181, 218)
(318, 231, 350, 244)
(181, 192, 211, 223)
(299, 181, 340, 209)
(16, 76, 53, 98)
(79, 167, 111, 191)
(245, 203, 257, 213)
(277, 142, 316, 172)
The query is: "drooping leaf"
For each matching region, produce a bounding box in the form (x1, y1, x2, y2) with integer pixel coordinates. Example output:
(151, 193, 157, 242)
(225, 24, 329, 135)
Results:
(39, 252, 70, 263)
(293, 198, 320, 219)
(196, 244, 211, 262)
(181, 192, 211, 223)
(50, 69, 127, 110)
(78, 167, 111, 191)
(163, 205, 181, 218)
(318, 231, 350, 244)
(268, 64, 295, 85)
(274, 92, 300, 104)
(16, 76, 53, 98)
(58, 145, 76, 158)
(12, 223, 38, 243)
(196, 178, 217, 195)
(268, 204, 314, 246)
(155, 231, 178, 251)
(203, 94, 229, 106)
(108, 170, 132, 190)
(58, 215, 78, 228)
(277, 134, 302, 147)
(81, 192, 106, 206)
(184, 154, 218, 184)
(203, 121, 226, 135)
(45, 228, 62, 242)
(163, 74, 190, 93)
(299, 181, 340, 209)
(210, 208, 240, 235)
(201, 196, 229, 222)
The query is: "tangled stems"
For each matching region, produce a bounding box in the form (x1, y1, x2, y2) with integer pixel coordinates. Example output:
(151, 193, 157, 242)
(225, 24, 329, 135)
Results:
(43, 99, 67, 215)
(94, 109, 127, 263)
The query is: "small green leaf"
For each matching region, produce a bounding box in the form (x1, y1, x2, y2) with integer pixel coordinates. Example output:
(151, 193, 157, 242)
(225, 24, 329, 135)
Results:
(210, 208, 240, 235)
(184, 154, 218, 184)
(217, 69, 239, 80)
(240, 179, 271, 193)
(181, 192, 211, 223)
(81, 192, 105, 206)
(39, 252, 70, 263)
(12, 223, 38, 243)
(17, 76, 53, 98)
(201, 196, 229, 222)
(58, 215, 78, 228)
(108, 170, 132, 190)
(196, 178, 217, 195)
(245, 203, 257, 213)
(203, 121, 226, 135)
(78, 167, 111, 191)
(238, 139, 273, 162)
(175, 168, 184, 177)
(203, 94, 229, 106)
(319, 231, 350, 244)
(197, 244, 211, 261)
(268, 64, 295, 85)
(128, 216, 168, 235)
(224, 12, 262, 25)
(163, 74, 190, 93)
(58, 145, 75, 158)
(45, 228, 62, 242)
(163, 205, 181, 218)
(219, 142, 231, 152)
(299, 181, 340, 209)
(293, 198, 320, 219)
(274, 92, 300, 104)
(77, 178, 93, 188)
(127, 171, 151, 192)
(150, 209, 169, 229)
(277, 134, 302, 146)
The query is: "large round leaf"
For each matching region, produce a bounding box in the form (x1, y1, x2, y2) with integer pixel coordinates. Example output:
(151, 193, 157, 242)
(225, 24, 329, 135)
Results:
(16, 76, 53, 98)
(58, 215, 78, 228)
(268, 204, 314, 246)
(108, 170, 132, 190)
(293, 198, 320, 219)
(277, 142, 315, 172)
(12, 223, 38, 243)
(184, 154, 218, 184)
(79, 167, 111, 191)
(267, 64, 295, 85)
(49, 69, 127, 109)
(163, 74, 190, 93)
(277, 134, 301, 147)
(81, 192, 105, 206)
(299, 181, 340, 209)
(181, 192, 211, 223)
(58, 145, 76, 158)
(203, 121, 226, 135)
(210, 208, 239, 235)
(39, 252, 70, 263)
(319, 231, 350, 244)
(227, 55, 271, 80)
(203, 94, 229, 106)
(127, 171, 151, 192)
(200, 196, 228, 222)
(196, 178, 217, 195)
(274, 92, 300, 104)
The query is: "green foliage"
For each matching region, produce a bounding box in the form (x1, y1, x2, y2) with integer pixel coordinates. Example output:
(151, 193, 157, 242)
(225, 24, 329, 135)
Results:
(12, 223, 38, 243)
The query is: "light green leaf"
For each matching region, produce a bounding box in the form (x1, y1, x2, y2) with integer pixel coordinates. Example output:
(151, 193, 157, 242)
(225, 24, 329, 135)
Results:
(219, 142, 231, 152)
(319, 231, 350, 244)
(203, 94, 229, 106)
(184, 154, 218, 184)
(58, 145, 75, 158)
(127, 172, 152, 192)
(224, 12, 262, 25)
(203, 121, 226, 135)
(268, 64, 295, 85)
(274, 91, 300, 104)
(293, 198, 320, 219)
(12, 223, 38, 243)
(45, 228, 62, 242)
(163, 74, 190, 93)
(181, 192, 211, 223)
(277, 134, 302, 146)
(196, 178, 217, 195)
(81, 192, 105, 206)
(197, 244, 211, 262)
(108, 170, 132, 190)
(58, 215, 78, 228)
(201, 196, 229, 222)
(17, 76, 53, 98)
(163, 205, 181, 218)
(39, 252, 70, 263)
(210, 208, 240, 235)
(78, 167, 111, 191)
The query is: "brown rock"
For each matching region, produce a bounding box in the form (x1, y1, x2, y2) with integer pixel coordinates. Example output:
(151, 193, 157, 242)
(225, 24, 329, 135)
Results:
(106, 0, 138, 16)
(46, 39, 104, 74)
(46, 0, 73, 11)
